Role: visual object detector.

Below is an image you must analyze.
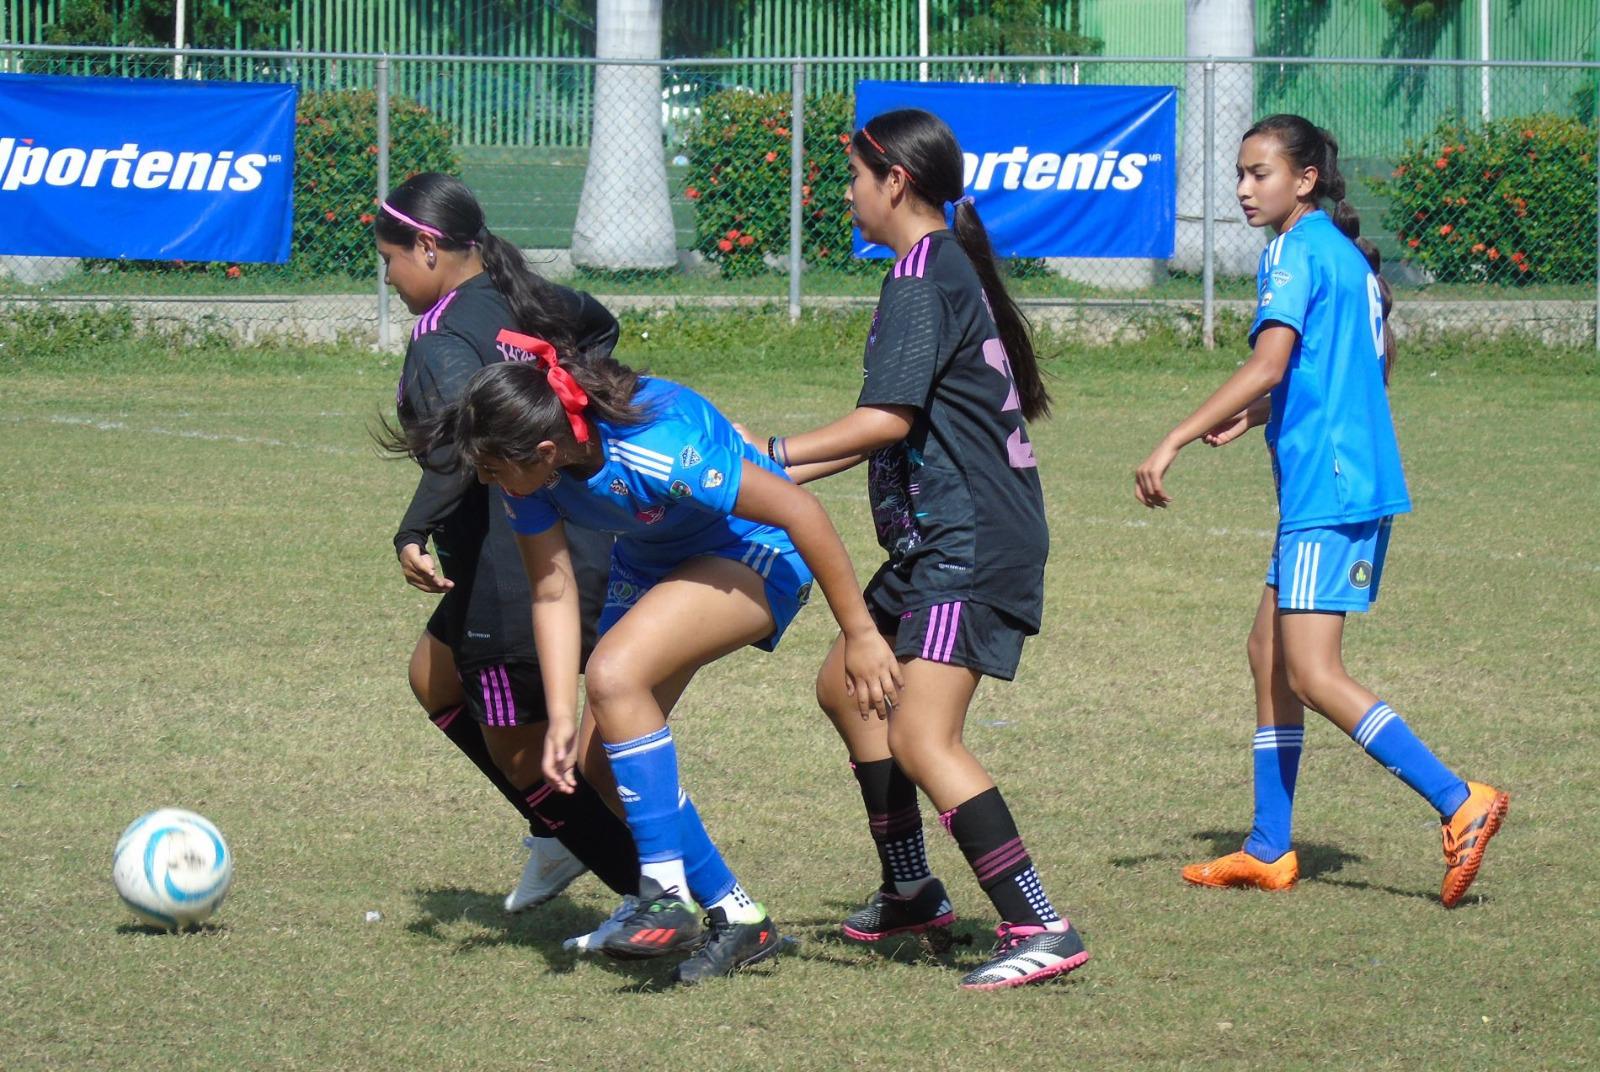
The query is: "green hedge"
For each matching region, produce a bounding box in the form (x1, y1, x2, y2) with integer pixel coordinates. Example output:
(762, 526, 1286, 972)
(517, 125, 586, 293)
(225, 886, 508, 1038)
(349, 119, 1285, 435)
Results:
(683, 90, 867, 279)
(1369, 114, 1596, 285)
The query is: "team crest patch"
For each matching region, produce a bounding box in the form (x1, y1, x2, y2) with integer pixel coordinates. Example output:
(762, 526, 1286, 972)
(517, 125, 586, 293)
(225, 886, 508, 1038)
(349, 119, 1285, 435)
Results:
(635, 505, 666, 524)
(700, 468, 724, 490)
(679, 446, 702, 468)
(1271, 268, 1293, 288)
(669, 480, 693, 499)
(794, 581, 813, 604)
(1349, 560, 1374, 589)
(1260, 290, 1274, 307)
(608, 478, 629, 496)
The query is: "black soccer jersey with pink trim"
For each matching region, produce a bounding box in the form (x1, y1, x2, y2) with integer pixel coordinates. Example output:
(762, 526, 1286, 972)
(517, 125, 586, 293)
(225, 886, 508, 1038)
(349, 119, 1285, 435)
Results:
(856, 230, 1048, 632)
(393, 272, 617, 667)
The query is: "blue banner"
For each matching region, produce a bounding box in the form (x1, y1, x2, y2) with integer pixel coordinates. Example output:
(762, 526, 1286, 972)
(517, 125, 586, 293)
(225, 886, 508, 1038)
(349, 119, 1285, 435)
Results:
(0, 74, 297, 263)
(854, 81, 1176, 259)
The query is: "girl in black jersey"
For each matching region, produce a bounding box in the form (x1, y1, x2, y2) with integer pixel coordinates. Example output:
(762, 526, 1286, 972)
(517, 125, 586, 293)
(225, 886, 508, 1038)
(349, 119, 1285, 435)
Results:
(749, 110, 1088, 989)
(378, 173, 638, 920)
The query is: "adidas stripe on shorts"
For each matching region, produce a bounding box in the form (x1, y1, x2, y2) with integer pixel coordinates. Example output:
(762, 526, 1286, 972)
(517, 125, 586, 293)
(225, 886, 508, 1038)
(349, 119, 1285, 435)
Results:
(1266, 516, 1394, 614)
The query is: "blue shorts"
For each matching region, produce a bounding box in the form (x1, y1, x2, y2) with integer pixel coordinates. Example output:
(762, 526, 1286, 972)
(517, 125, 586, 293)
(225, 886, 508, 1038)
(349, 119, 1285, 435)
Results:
(598, 540, 814, 652)
(1265, 517, 1394, 613)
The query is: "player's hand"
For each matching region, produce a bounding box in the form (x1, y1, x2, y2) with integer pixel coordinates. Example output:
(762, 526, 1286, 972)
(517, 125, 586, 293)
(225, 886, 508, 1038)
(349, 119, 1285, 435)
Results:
(1202, 409, 1252, 448)
(541, 711, 578, 793)
(731, 421, 760, 448)
(398, 542, 453, 593)
(842, 628, 903, 720)
(1134, 439, 1180, 509)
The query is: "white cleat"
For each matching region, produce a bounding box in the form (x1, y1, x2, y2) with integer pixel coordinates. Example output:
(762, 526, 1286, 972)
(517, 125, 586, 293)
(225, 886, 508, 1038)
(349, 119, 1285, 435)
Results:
(562, 895, 640, 954)
(504, 836, 587, 913)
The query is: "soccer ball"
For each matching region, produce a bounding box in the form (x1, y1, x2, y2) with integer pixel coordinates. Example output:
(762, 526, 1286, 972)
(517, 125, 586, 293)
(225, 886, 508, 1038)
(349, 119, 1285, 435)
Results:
(112, 809, 233, 930)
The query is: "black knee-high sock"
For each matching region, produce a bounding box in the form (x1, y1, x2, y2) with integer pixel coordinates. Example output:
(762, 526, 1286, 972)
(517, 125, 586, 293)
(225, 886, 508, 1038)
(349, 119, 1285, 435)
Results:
(852, 758, 932, 890)
(521, 770, 640, 898)
(941, 787, 1060, 927)
(428, 705, 544, 832)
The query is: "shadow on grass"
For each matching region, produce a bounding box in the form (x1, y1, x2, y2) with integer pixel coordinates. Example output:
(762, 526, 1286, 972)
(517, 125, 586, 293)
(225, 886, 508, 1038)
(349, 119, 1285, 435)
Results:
(1109, 829, 1366, 882)
(115, 920, 228, 937)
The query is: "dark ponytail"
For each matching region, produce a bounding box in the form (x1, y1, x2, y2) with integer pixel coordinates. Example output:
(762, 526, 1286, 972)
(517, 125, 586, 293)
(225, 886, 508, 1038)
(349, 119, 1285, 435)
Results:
(377, 172, 581, 354)
(377, 349, 652, 473)
(853, 109, 1051, 422)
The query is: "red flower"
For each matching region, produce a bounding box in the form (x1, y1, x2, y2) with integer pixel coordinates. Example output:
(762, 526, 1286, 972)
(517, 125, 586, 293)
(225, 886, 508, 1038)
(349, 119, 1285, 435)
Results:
(802, 185, 811, 197)
(359, 213, 375, 224)
(366, 145, 378, 155)
(838, 133, 851, 145)
(1407, 237, 1421, 248)
(1510, 250, 1526, 262)
(1438, 224, 1452, 236)
(1393, 165, 1408, 177)
(737, 235, 755, 247)
(717, 238, 734, 253)
(686, 186, 700, 200)
(1413, 210, 1427, 221)
(775, 126, 789, 137)
(324, 210, 336, 222)
(1487, 248, 1501, 261)
(725, 229, 740, 240)
(1434, 158, 1448, 169)
(1516, 260, 1531, 273)
(225, 265, 241, 279)
(1471, 242, 1486, 253)
(764, 151, 778, 163)
(1442, 145, 1454, 156)
(1522, 128, 1535, 139)
(1527, 151, 1537, 161)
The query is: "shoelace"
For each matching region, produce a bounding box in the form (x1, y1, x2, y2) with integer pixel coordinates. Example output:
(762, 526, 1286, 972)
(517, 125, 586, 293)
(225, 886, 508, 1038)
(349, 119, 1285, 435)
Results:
(992, 923, 1029, 954)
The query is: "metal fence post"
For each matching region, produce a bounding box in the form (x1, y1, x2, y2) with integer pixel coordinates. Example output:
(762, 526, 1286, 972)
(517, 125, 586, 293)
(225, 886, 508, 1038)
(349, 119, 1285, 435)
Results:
(789, 61, 805, 323)
(376, 55, 391, 350)
(1594, 116, 1599, 352)
(1202, 60, 1216, 351)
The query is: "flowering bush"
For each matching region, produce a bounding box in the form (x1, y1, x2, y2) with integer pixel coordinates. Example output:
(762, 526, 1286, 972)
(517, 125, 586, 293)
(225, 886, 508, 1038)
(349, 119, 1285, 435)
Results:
(292, 89, 459, 277)
(683, 91, 862, 278)
(1369, 114, 1595, 285)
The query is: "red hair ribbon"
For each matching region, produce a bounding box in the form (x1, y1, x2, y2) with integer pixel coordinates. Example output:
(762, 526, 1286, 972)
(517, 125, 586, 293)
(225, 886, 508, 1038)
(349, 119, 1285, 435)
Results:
(495, 329, 591, 443)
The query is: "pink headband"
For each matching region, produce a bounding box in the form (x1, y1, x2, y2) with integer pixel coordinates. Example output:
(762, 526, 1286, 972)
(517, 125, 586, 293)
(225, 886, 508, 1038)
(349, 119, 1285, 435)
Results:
(380, 201, 445, 238)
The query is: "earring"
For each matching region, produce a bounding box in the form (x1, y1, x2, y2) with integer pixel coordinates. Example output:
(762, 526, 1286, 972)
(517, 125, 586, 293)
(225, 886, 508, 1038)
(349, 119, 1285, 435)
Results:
(426, 251, 436, 267)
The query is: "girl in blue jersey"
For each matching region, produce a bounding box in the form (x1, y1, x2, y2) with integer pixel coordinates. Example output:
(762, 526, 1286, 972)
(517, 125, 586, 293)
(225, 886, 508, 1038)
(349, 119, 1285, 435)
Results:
(1134, 115, 1507, 907)
(749, 108, 1090, 990)
(399, 345, 902, 984)
(377, 172, 640, 915)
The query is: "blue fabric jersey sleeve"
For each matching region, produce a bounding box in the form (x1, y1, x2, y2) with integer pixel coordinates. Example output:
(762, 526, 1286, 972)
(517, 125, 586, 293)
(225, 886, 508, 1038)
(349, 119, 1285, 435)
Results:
(500, 487, 560, 536)
(1250, 233, 1314, 345)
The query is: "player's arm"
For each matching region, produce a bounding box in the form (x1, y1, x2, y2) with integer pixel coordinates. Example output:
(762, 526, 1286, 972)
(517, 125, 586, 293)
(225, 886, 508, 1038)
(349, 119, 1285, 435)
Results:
(731, 461, 902, 719)
(395, 468, 469, 592)
(1134, 324, 1296, 508)
(1201, 395, 1274, 448)
(394, 334, 484, 588)
(776, 404, 915, 473)
(515, 522, 584, 791)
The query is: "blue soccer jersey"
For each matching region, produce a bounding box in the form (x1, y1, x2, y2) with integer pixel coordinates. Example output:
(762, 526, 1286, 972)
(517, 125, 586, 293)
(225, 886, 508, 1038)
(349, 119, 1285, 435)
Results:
(498, 377, 797, 569)
(1251, 210, 1412, 532)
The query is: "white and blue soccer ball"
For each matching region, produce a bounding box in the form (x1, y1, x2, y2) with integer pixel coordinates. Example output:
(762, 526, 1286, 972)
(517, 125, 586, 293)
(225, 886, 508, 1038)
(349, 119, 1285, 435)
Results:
(112, 809, 233, 930)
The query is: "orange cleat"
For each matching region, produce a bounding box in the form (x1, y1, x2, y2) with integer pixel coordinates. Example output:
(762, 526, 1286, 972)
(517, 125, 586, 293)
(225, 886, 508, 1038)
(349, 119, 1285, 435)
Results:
(1440, 782, 1509, 908)
(1182, 849, 1299, 891)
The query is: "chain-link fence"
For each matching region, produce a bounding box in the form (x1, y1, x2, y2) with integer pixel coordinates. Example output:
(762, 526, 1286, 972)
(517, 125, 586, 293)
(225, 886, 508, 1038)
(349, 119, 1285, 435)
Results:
(1, 43, 1597, 347)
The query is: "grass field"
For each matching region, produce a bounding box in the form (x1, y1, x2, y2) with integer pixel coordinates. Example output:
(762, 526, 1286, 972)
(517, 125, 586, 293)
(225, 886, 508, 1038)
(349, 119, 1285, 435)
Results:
(2, 313, 1597, 1071)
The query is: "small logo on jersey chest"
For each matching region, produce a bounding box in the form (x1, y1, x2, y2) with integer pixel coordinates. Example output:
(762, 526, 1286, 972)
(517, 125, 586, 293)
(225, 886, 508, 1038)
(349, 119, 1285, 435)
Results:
(635, 505, 666, 525)
(679, 446, 702, 468)
(1271, 268, 1293, 288)
(608, 478, 629, 496)
(701, 468, 724, 490)
(669, 480, 693, 499)
(1260, 290, 1274, 307)
(1349, 560, 1373, 589)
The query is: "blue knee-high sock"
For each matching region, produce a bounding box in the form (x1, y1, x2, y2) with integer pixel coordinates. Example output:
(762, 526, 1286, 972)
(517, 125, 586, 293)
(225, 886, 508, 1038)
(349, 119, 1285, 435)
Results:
(1243, 725, 1304, 862)
(1352, 702, 1470, 817)
(677, 789, 736, 907)
(602, 726, 686, 880)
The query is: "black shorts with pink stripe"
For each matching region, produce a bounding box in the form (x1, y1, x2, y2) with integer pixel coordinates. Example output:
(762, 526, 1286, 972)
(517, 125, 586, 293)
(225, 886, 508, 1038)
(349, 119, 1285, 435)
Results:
(457, 660, 548, 728)
(869, 597, 1029, 681)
